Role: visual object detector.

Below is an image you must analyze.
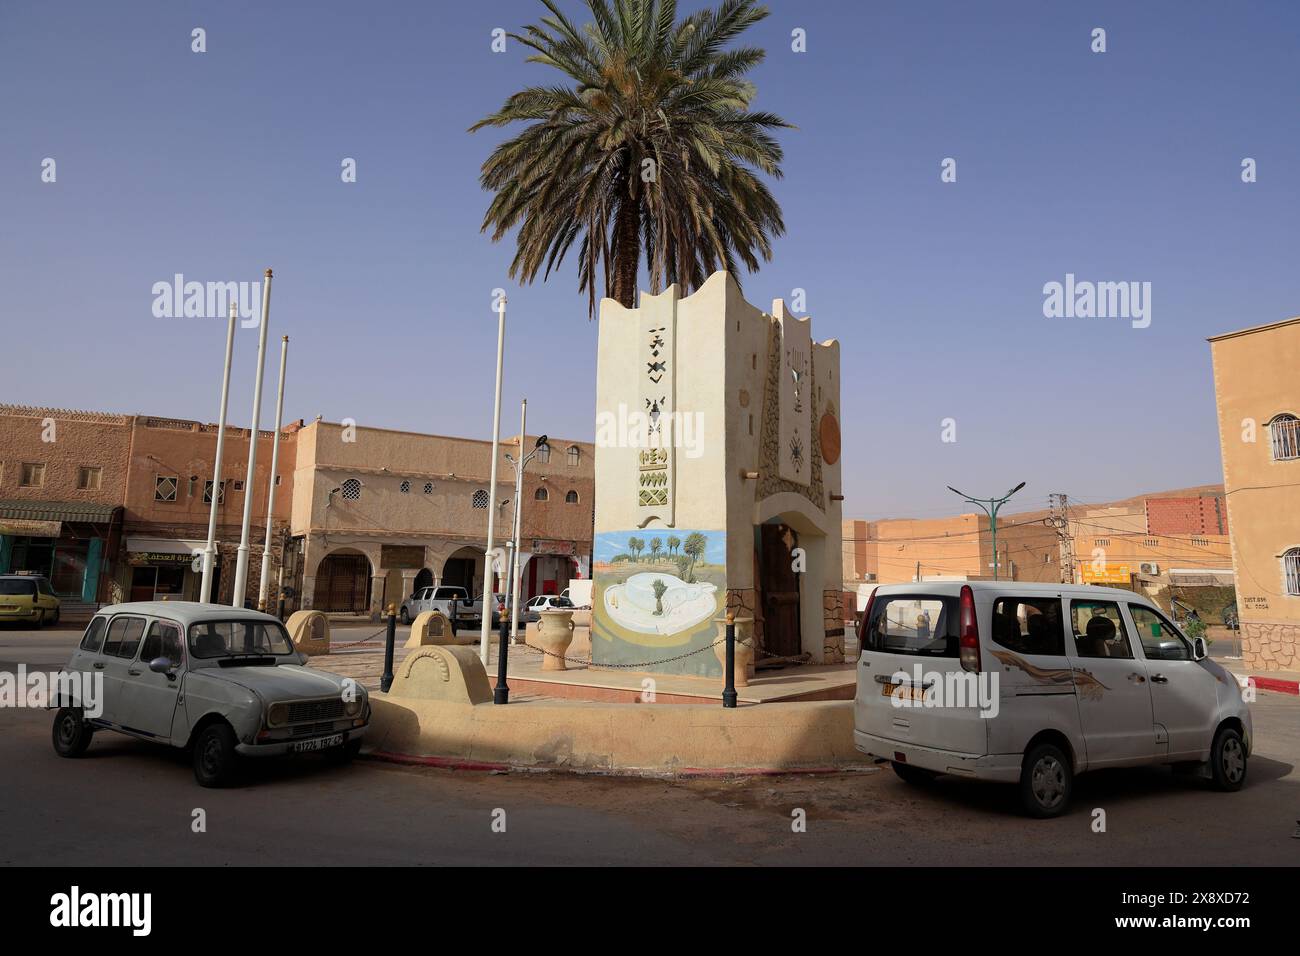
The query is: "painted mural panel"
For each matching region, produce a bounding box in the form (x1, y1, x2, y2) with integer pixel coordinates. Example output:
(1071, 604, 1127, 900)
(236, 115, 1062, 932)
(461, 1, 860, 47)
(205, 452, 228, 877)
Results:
(591, 528, 726, 677)
(637, 305, 676, 522)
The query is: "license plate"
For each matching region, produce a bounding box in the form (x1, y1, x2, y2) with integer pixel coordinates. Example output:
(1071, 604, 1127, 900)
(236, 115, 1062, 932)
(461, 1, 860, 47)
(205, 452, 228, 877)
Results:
(880, 682, 926, 702)
(292, 733, 343, 753)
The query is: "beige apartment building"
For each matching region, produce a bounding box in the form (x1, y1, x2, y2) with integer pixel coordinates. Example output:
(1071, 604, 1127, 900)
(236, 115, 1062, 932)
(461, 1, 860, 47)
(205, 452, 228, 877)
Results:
(1210, 316, 1300, 671)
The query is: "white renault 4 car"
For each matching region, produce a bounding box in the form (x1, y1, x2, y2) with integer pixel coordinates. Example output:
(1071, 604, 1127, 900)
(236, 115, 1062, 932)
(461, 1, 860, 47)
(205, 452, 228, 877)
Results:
(52, 602, 369, 787)
(853, 582, 1251, 817)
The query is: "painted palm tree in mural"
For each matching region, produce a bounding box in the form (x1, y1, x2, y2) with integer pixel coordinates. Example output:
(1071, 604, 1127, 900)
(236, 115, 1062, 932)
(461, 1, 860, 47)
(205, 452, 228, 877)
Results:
(667, 534, 680, 557)
(649, 537, 663, 561)
(682, 531, 707, 582)
(471, 0, 790, 315)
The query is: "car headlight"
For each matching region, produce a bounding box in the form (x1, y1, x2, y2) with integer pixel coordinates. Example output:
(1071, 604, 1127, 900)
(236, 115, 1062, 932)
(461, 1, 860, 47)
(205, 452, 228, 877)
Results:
(268, 703, 288, 727)
(344, 698, 363, 718)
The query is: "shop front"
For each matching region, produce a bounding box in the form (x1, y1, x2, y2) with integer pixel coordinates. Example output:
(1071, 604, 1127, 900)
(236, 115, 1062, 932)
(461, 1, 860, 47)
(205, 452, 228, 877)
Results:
(124, 536, 215, 603)
(0, 502, 120, 602)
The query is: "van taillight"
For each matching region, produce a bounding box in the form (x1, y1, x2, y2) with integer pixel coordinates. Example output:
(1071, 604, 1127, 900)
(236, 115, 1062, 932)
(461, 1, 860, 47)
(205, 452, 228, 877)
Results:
(858, 587, 877, 652)
(959, 585, 980, 672)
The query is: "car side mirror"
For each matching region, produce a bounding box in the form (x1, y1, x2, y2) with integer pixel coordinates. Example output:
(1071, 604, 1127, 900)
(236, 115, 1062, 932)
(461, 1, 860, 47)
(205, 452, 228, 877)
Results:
(148, 656, 175, 675)
(1192, 637, 1207, 661)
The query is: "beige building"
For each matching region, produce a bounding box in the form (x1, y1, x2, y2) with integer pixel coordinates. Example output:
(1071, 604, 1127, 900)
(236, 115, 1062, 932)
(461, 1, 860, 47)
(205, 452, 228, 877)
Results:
(290, 419, 593, 618)
(1210, 316, 1300, 671)
(591, 272, 844, 675)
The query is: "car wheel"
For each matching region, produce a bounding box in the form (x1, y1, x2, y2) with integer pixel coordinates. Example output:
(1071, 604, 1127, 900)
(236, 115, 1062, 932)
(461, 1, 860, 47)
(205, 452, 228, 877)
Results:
(399, 607, 410, 625)
(891, 761, 938, 785)
(1019, 743, 1073, 818)
(51, 608, 60, 626)
(32, 610, 43, 630)
(193, 723, 240, 788)
(52, 707, 93, 757)
(1209, 725, 1247, 791)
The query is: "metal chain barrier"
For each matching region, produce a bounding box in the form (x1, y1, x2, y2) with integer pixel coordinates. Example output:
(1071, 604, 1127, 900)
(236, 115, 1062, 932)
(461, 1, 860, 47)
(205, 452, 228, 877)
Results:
(512, 633, 765, 670)
(331, 625, 390, 649)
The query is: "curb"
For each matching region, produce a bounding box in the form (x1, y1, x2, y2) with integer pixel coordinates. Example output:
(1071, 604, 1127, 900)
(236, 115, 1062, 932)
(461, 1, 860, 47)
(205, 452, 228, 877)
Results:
(366, 749, 876, 778)
(1248, 675, 1300, 696)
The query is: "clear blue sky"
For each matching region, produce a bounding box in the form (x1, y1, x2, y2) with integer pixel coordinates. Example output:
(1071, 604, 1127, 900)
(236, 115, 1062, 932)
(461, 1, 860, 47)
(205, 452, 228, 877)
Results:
(2, 1, 1297, 518)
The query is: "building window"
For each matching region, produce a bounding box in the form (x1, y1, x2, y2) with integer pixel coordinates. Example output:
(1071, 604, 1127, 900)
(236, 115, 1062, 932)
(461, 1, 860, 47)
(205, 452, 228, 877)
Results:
(565, 490, 579, 504)
(1285, 548, 1300, 596)
(471, 489, 489, 509)
(341, 478, 362, 501)
(76, 466, 102, 490)
(400, 480, 411, 494)
(537, 444, 551, 464)
(154, 475, 178, 502)
(1191, 536, 1209, 547)
(567, 445, 581, 466)
(203, 479, 225, 504)
(534, 487, 549, 501)
(19, 462, 45, 487)
(1093, 538, 1110, 547)
(1269, 414, 1300, 461)
(1144, 537, 1158, 547)
(423, 481, 434, 494)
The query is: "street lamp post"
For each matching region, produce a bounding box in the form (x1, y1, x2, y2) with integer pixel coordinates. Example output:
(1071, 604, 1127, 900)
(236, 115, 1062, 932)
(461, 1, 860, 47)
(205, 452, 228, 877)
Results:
(946, 481, 1026, 581)
(503, 411, 548, 642)
(478, 296, 508, 666)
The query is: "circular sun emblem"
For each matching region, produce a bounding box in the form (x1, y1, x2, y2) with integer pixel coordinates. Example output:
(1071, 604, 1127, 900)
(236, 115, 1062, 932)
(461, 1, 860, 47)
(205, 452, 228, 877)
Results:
(789, 434, 805, 472)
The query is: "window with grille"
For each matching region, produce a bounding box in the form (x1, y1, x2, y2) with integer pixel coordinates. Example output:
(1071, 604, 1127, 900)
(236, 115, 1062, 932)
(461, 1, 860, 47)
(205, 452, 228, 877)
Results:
(1191, 536, 1209, 547)
(535, 487, 549, 501)
(341, 478, 362, 500)
(471, 489, 489, 509)
(1269, 414, 1299, 461)
(203, 480, 225, 504)
(565, 490, 579, 503)
(77, 466, 102, 490)
(1285, 549, 1300, 596)
(423, 481, 433, 494)
(537, 444, 551, 464)
(1094, 538, 1110, 547)
(400, 480, 410, 494)
(154, 475, 178, 502)
(567, 445, 580, 466)
(19, 462, 45, 487)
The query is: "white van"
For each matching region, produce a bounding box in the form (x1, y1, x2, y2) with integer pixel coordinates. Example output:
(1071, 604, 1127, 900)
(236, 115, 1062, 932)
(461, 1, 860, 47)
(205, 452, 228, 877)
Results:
(853, 582, 1251, 817)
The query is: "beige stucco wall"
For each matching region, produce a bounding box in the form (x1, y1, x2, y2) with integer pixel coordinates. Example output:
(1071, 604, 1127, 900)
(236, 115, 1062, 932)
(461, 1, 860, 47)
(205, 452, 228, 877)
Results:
(1210, 316, 1300, 670)
(0, 405, 132, 507)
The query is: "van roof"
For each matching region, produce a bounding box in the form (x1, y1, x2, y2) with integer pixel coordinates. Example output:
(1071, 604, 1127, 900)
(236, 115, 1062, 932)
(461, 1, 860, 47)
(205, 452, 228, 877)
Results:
(869, 581, 1150, 602)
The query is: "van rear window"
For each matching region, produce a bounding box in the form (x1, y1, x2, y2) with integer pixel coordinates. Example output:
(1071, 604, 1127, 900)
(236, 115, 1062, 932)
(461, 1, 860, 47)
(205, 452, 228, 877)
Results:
(862, 594, 958, 657)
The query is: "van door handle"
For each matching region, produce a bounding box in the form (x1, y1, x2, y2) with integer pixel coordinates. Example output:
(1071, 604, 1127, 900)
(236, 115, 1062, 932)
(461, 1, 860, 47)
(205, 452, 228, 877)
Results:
(1150, 674, 1168, 683)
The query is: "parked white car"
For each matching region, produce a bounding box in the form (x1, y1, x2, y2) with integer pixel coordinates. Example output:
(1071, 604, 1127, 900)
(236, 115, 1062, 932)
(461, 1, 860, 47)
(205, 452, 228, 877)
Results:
(52, 602, 370, 787)
(853, 582, 1251, 817)
(521, 594, 575, 623)
(398, 586, 484, 626)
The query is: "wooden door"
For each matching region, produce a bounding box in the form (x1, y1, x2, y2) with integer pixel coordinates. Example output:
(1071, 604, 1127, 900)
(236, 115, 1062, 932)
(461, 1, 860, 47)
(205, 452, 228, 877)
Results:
(759, 523, 802, 658)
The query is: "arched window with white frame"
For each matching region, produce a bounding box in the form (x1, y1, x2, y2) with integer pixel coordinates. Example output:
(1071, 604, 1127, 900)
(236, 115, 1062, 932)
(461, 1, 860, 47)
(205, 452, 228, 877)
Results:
(1269, 413, 1300, 461)
(1284, 547, 1300, 596)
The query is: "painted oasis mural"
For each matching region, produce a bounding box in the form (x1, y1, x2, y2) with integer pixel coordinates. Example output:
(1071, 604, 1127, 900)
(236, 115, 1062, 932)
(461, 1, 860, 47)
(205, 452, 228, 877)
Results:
(591, 529, 727, 676)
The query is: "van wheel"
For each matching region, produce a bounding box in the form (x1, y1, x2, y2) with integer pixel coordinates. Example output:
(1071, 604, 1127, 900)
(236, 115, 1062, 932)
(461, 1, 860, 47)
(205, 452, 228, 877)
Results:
(399, 607, 410, 625)
(52, 707, 93, 757)
(1019, 743, 1072, 818)
(892, 761, 938, 785)
(1209, 726, 1247, 791)
(193, 723, 240, 788)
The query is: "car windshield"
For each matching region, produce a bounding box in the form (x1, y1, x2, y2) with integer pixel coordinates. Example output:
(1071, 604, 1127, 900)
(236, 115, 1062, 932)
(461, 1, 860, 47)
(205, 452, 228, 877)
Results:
(188, 620, 294, 658)
(0, 579, 37, 596)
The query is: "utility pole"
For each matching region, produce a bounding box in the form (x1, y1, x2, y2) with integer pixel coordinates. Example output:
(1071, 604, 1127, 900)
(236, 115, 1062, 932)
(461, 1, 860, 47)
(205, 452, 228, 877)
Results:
(1046, 492, 1076, 584)
(947, 482, 1026, 581)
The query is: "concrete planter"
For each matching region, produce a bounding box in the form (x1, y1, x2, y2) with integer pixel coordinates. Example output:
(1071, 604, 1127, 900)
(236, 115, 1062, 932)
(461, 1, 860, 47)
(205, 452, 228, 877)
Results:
(535, 608, 576, 671)
(714, 615, 755, 687)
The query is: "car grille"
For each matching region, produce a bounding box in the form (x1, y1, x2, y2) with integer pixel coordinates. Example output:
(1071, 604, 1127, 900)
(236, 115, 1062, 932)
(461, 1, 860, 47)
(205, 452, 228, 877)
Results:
(286, 698, 346, 724)
(290, 721, 342, 737)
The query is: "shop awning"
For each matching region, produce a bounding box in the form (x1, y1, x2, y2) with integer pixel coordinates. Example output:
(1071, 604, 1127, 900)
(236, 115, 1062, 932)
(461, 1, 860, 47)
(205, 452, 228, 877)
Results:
(0, 500, 119, 536)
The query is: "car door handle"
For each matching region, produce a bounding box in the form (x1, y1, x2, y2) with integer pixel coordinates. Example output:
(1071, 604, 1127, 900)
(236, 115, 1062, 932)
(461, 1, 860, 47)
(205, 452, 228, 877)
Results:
(1150, 674, 1169, 684)
(128, 668, 142, 676)
(92, 662, 105, 670)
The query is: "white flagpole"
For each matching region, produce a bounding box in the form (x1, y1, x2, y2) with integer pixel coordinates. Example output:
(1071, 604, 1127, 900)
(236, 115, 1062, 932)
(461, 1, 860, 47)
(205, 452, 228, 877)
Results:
(479, 296, 507, 664)
(232, 268, 273, 607)
(257, 335, 288, 611)
(509, 399, 527, 642)
(199, 301, 238, 603)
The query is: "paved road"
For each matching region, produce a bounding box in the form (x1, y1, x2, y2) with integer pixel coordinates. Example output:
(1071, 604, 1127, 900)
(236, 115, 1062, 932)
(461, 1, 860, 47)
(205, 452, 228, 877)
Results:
(2, 627, 1297, 865)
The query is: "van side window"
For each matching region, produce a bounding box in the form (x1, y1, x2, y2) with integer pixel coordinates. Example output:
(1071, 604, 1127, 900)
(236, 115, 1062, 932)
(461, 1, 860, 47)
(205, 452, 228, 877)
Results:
(1070, 600, 1134, 660)
(991, 597, 1065, 656)
(80, 617, 107, 653)
(1129, 605, 1191, 661)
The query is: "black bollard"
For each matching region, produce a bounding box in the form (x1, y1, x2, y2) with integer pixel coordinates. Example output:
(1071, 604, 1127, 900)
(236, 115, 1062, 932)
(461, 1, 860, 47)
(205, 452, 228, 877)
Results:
(449, 597, 458, 637)
(277, 589, 286, 621)
(380, 605, 396, 693)
(722, 612, 737, 709)
(494, 615, 510, 704)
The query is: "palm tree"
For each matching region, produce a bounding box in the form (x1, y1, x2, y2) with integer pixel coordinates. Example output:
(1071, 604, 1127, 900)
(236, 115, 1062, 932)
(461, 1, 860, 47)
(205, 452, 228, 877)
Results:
(471, 0, 790, 315)
(682, 531, 707, 581)
(649, 537, 663, 561)
(667, 534, 680, 556)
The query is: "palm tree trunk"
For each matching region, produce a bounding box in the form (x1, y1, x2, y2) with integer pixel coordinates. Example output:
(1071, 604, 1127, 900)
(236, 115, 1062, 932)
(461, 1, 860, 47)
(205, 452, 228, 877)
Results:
(612, 196, 641, 308)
